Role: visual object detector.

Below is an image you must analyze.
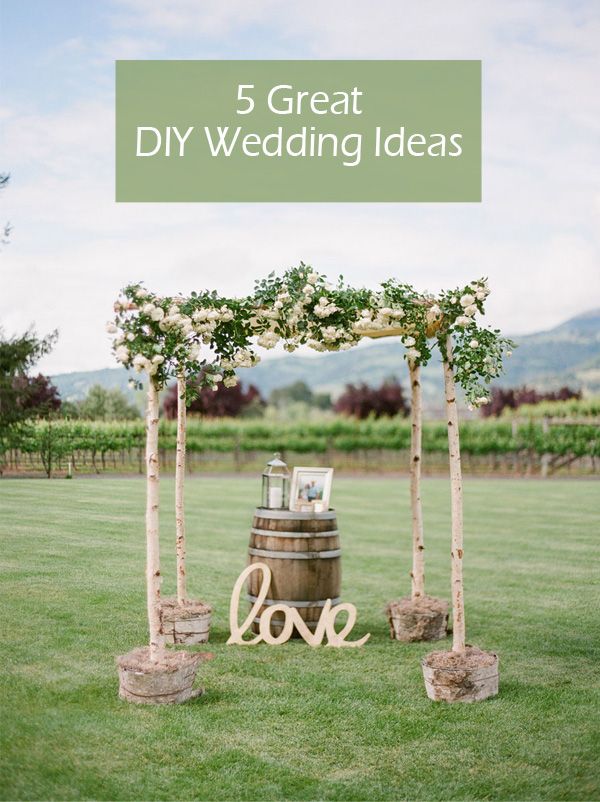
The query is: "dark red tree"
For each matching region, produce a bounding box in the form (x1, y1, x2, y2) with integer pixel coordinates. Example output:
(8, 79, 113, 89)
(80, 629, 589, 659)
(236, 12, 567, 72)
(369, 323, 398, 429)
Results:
(163, 374, 264, 419)
(12, 373, 61, 418)
(481, 385, 581, 417)
(334, 378, 409, 419)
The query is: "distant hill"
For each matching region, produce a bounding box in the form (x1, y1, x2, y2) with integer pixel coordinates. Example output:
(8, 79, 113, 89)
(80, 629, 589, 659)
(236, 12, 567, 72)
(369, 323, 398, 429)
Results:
(51, 309, 600, 408)
(495, 309, 600, 392)
(50, 367, 138, 403)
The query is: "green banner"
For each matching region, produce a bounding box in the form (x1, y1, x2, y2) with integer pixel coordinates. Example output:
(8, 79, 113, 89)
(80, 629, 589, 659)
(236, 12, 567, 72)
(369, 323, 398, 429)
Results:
(116, 60, 481, 202)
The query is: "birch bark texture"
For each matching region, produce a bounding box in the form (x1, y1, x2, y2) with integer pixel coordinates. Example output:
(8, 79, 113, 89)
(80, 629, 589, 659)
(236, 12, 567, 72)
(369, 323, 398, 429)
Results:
(409, 360, 425, 600)
(175, 373, 187, 605)
(145, 381, 164, 659)
(442, 336, 466, 653)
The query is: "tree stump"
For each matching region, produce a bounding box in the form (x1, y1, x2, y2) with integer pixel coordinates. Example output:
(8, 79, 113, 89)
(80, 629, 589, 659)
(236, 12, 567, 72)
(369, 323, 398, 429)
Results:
(421, 646, 499, 703)
(117, 646, 212, 704)
(159, 598, 213, 645)
(386, 596, 448, 642)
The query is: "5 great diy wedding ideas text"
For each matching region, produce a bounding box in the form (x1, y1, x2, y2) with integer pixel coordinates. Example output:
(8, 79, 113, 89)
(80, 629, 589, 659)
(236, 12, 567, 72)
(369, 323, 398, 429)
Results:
(136, 84, 464, 168)
(116, 61, 480, 201)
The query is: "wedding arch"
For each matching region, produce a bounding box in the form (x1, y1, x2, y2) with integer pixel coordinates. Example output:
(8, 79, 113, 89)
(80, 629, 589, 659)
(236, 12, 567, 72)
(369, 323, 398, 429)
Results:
(110, 264, 513, 703)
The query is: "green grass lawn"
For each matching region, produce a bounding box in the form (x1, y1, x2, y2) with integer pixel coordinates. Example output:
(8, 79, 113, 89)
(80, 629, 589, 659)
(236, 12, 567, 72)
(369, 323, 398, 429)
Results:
(1, 477, 599, 801)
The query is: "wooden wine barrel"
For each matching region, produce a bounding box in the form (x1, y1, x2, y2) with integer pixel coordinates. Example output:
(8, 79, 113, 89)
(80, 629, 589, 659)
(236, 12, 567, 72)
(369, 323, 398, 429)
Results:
(247, 508, 341, 636)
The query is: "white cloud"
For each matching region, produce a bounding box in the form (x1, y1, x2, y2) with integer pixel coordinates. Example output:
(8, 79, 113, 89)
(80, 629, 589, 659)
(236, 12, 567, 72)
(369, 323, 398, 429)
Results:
(109, 0, 282, 37)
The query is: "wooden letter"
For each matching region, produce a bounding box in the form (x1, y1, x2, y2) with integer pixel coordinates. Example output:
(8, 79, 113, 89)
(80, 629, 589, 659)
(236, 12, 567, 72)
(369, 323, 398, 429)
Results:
(227, 562, 271, 645)
(227, 562, 370, 648)
(326, 603, 370, 648)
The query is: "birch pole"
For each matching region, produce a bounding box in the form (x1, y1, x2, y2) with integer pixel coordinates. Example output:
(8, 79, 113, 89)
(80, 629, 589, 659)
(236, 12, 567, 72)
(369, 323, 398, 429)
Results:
(442, 336, 466, 653)
(145, 380, 164, 659)
(409, 360, 425, 601)
(175, 372, 187, 605)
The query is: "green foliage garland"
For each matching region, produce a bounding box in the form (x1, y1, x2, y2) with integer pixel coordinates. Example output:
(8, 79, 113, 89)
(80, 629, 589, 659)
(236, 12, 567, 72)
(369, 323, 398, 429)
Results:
(108, 266, 514, 407)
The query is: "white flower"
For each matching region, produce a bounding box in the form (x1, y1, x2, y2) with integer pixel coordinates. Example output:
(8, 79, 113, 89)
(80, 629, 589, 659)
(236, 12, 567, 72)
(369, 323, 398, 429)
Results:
(469, 339, 479, 349)
(193, 309, 208, 322)
(273, 300, 283, 310)
(207, 310, 220, 321)
(212, 373, 223, 383)
(136, 289, 149, 299)
(380, 307, 392, 316)
(115, 345, 130, 363)
(339, 343, 352, 350)
(188, 343, 200, 360)
(257, 331, 280, 349)
(506, 350, 512, 357)
(391, 309, 405, 319)
(406, 348, 420, 360)
(456, 316, 473, 327)
(126, 332, 135, 342)
(464, 304, 478, 317)
(478, 396, 489, 405)
(151, 354, 164, 364)
(105, 322, 118, 334)
(223, 375, 237, 388)
(132, 353, 149, 373)
(303, 284, 315, 294)
(476, 291, 486, 301)
(307, 272, 319, 284)
(460, 294, 475, 308)
(142, 303, 155, 315)
(322, 326, 338, 342)
(307, 338, 326, 352)
(429, 304, 441, 315)
(150, 307, 164, 322)
(314, 303, 338, 318)
(233, 348, 255, 367)
(403, 336, 416, 347)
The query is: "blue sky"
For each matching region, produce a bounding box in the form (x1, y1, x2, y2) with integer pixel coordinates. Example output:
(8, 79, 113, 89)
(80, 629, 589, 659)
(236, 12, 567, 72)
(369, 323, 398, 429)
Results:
(1, 0, 599, 374)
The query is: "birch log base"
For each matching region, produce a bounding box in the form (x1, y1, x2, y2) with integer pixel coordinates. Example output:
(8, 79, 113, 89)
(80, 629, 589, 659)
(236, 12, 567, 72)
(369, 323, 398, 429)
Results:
(385, 596, 449, 642)
(421, 646, 499, 703)
(117, 646, 213, 704)
(159, 598, 213, 645)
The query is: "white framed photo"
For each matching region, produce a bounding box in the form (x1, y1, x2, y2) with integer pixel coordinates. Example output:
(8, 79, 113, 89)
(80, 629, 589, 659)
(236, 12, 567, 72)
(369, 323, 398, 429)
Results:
(289, 467, 334, 513)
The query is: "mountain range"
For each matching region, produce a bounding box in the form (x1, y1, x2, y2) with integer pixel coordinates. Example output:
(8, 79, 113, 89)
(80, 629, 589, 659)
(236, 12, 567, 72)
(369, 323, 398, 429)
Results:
(51, 309, 600, 409)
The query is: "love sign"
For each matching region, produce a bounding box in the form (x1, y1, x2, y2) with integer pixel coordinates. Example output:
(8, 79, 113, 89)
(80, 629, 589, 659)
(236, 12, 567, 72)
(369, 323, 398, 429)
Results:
(227, 562, 370, 647)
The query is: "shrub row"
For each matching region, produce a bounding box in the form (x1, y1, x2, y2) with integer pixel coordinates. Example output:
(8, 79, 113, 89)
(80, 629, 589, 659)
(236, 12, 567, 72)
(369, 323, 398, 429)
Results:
(5, 417, 599, 462)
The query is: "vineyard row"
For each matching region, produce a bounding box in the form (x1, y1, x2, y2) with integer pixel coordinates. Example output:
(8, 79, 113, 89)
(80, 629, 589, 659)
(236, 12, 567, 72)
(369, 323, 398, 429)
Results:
(1, 417, 597, 478)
